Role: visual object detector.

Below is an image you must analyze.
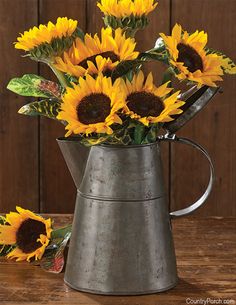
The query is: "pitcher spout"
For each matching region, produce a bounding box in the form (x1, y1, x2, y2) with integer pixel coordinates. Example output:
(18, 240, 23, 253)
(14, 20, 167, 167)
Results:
(57, 137, 90, 189)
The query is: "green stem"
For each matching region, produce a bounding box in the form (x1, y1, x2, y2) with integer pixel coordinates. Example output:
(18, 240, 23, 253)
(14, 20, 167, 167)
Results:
(162, 67, 174, 85)
(124, 28, 138, 38)
(48, 63, 69, 88)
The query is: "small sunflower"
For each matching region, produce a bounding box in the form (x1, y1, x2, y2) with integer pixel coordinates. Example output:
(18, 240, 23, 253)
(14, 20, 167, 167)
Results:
(15, 17, 78, 60)
(120, 71, 184, 126)
(97, 0, 158, 18)
(0, 206, 52, 262)
(54, 27, 139, 78)
(57, 74, 125, 136)
(160, 24, 227, 87)
(97, 0, 158, 33)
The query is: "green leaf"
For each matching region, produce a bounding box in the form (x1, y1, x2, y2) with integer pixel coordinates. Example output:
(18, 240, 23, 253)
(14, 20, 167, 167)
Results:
(51, 225, 72, 240)
(80, 135, 110, 146)
(7, 74, 61, 98)
(141, 124, 160, 144)
(0, 215, 6, 225)
(0, 245, 15, 257)
(0, 215, 16, 257)
(108, 123, 133, 145)
(18, 99, 61, 119)
(64, 74, 79, 84)
(111, 46, 169, 80)
(138, 48, 169, 64)
(162, 67, 175, 85)
(40, 226, 72, 273)
(74, 27, 85, 41)
(111, 60, 142, 81)
(112, 130, 132, 145)
(133, 123, 145, 144)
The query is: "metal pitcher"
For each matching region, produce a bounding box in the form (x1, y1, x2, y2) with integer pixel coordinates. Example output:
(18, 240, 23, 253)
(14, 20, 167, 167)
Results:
(57, 133, 214, 295)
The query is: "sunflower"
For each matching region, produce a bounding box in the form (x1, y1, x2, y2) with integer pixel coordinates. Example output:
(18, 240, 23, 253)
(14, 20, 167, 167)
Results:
(97, 0, 158, 18)
(160, 24, 227, 87)
(57, 74, 125, 136)
(0, 206, 52, 262)
(15, 17, 78, 60)
(120, 71, 184, 126)
(54, 27, 139, 78)
(97, 0, 158, 33)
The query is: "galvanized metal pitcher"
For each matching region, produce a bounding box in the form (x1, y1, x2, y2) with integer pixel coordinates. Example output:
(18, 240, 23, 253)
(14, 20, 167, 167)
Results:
(57, 134, 214, 295)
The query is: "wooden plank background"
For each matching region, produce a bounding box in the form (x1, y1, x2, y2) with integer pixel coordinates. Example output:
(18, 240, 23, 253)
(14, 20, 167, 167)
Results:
(0, 0, 235, 216)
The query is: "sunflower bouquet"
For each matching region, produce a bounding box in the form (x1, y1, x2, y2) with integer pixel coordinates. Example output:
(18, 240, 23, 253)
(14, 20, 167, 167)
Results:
(2, 0, 236, 272)
(6, 1, 236, 146)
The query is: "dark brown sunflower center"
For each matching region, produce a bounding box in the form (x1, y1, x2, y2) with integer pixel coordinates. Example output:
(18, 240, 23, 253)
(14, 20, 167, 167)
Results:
(127, 91, 164, 117)
(16, 219, 46, 254)
(177, 43, 203, 73)
(77, 93, 111, 125)
(79, 51, 119, 69)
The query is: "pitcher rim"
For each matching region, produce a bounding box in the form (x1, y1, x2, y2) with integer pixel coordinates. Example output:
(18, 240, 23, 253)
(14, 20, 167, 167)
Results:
(56, 137, 160, 148)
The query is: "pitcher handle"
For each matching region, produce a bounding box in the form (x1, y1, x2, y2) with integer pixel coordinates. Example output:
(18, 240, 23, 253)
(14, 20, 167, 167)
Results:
(158, 133, 214, 218)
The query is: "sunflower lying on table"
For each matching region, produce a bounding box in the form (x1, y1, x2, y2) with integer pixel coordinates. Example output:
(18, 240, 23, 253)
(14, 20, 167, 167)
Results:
(0, 207, 71, 273)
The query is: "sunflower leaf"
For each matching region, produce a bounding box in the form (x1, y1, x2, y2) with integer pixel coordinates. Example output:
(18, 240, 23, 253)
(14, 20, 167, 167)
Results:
(133, 123, 145, 144)
(74, 27, 85, 41)
(40, 231, 71, 273)
(109, 126, 133, 145)
(51, 225, 72, 240)
(0, 245, 15, 257)
(0, 215, 6, 225)
(111, 60, 143, 81)
(18, 99, 61, 119)
(0, 215, 15, 257)
(111, 47, 169, 80)
(7, 74, 62, 98)
(80, 135, 110, 146)
(141, 124, 160, 144)
(138, 48, 169, 64)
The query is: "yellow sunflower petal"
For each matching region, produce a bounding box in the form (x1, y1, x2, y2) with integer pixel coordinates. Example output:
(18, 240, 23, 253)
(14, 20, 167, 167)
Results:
(97, 0, 158, 18)
(154, 81, 172, 98)
(0, 225, 17, 244)
(172, 24, 182, 41)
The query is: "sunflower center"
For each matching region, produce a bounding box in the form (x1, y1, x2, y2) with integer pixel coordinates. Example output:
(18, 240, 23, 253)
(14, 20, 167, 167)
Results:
(127, 91, 164, 117)
(79, 51, 119, 69)
(16, 219, 46, 254)
(77, 93, 111, 125)
(177, 43, 203, 73)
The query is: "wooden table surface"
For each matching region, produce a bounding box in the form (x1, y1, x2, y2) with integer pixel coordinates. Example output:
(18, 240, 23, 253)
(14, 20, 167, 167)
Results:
(0, 215, 235, 305)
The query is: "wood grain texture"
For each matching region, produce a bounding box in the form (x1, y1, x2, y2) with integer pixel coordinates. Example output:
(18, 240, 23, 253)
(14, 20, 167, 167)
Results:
(87, 0, 104, 33)
(0, 0, 39, 213)
(170, 0, 236, 216)
(39, 0, 87, 213)
(0, 215, 235, 304)
(0, 0, 236, 216)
